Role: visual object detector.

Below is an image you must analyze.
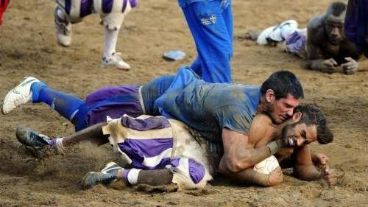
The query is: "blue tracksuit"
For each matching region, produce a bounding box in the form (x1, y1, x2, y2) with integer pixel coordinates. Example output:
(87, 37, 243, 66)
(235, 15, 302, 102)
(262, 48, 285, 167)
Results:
(179, 0, 233, 83)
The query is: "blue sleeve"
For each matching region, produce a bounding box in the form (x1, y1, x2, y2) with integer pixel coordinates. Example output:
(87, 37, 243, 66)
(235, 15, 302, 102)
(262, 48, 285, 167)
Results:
(216, 105, 254, 135)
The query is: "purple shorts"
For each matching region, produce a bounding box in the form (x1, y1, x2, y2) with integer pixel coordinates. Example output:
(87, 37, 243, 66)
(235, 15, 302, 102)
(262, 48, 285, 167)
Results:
(74, 85, 144, 131)
(285, 31, 307, 58)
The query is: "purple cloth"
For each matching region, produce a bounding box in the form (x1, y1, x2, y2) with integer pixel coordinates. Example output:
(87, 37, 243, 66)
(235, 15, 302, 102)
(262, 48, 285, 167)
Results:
(171, 158, 206, 184)
(285, 31, 306, 54)
(118, 138, 173, 167)
(345, 0, 368, 57)
(129, 0, 138, 8)
(80, 0, 93, 17)
(121, 115, 171, 131)
(102, 0, 113, 13)
(74, 85, 143, 131)
(63, 0, 137, 17)
(115, 115, 206, 184)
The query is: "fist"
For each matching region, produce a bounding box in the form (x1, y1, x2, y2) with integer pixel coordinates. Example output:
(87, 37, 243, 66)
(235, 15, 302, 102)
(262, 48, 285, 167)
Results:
(341, 57, 358, 75)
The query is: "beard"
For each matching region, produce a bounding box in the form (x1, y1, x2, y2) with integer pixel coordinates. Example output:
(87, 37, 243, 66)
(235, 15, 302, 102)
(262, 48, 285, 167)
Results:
(280, 123, 298, 148)
(263, 103, 280, 124)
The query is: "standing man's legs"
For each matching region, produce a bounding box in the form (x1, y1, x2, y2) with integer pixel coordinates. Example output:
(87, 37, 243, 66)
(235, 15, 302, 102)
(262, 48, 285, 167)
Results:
(180, 0, 233, 83)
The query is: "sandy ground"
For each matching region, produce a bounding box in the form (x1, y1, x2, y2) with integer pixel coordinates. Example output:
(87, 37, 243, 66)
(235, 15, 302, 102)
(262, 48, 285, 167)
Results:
(0, 0, 368, 206)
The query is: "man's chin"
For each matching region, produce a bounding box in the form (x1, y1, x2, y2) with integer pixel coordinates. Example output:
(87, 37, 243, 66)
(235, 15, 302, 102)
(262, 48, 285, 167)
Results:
(274, 118, 285, 124)
(329, 39, 341, 45)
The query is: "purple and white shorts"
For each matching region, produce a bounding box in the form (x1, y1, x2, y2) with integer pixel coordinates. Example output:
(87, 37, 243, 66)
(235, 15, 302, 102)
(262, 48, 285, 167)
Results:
(102, 115, 213, 189)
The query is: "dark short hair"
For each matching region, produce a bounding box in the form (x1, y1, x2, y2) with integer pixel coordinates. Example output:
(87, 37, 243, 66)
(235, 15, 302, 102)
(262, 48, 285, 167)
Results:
(327, 1, 347, 17)
(295, 104, 334, 144)
(260, 70, 304, 100)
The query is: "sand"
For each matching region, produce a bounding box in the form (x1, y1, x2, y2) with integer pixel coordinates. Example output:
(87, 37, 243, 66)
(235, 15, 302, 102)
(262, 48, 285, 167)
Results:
(0, 0, 367, 206)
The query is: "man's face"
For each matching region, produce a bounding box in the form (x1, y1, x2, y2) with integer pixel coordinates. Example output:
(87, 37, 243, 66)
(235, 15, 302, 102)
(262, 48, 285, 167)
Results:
(267, 93, 300, 124)
(281, 122, 317, 148)
(325, 15, 345, 45)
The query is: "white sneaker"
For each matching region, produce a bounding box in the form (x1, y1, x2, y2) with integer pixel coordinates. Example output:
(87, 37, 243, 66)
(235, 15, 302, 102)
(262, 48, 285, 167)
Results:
(2, 77, 40, 114)
(257, 20, 298, 45)
(54, 8, 72, 47)
(101, 52, 131, 70)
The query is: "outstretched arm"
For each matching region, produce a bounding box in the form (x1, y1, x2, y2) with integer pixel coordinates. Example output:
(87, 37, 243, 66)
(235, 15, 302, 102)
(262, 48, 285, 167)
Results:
(225, 167, 283, 187)
(62, 122, 109, 147)
(293, 146, 338, 185)
(293, 145, 322, 180)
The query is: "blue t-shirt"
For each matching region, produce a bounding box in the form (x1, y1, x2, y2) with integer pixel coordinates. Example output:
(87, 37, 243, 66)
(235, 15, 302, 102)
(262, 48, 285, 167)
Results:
(154, 67, 261, 143)
(141, 75, 175, 115)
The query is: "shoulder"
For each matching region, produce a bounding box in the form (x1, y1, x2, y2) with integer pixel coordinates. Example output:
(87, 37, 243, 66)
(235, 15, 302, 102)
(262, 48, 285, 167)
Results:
(307, 15, 326, 44)
(248, 114, 274, 145)
(307, 15, 324, 30)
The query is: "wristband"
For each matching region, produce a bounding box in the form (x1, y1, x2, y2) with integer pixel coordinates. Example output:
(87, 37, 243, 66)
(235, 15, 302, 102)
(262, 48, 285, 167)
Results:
(267, 141, 280, 155)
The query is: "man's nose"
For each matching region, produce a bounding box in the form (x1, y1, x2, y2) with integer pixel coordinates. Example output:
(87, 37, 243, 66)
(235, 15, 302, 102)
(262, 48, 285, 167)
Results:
(331, 28, 339, 37)
(286, 108, 294, 117)
(296, 138, 304, 146)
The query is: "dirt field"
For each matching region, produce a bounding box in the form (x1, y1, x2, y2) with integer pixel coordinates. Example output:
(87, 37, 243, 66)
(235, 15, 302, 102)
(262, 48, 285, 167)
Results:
(1, 0, 368, 206)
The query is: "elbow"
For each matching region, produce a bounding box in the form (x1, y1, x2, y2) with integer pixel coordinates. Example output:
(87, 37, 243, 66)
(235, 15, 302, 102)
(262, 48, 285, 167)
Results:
(222, 157, 253, 173)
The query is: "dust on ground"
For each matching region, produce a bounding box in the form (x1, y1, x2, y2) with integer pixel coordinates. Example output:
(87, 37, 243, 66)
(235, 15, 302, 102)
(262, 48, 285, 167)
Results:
(0, 0, 367, 206)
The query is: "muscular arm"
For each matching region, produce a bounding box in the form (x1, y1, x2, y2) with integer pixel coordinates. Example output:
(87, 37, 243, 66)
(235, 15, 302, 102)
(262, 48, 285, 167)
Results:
(218, 129, 272, 173)
(218, 115, 277, 173)
(225, 167, 283, 187)
(293, 145, 322, 181)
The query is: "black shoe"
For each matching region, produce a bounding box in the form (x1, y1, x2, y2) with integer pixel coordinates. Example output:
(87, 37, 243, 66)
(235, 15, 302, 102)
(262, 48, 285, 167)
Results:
(81, 162, 123, 189)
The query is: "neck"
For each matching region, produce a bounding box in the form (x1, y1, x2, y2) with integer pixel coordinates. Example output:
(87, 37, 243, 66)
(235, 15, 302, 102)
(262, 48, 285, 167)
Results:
(256, 96, 267, 113)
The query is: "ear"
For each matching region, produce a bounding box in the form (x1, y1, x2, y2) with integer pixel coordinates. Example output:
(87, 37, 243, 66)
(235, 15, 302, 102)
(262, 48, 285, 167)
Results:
(265, 89, 275, 103)
(292, 112, 302, 122)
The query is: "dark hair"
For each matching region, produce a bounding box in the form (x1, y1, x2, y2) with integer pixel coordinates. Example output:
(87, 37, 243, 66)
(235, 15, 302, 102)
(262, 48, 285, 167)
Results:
(295, 104, 334, 144)
(260, 70, 304, 100)
(327, 1, 346, 17)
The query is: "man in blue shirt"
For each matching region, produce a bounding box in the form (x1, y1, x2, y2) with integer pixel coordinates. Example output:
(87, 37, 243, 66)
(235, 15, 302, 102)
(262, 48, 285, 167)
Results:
(178, 0, 233, 83)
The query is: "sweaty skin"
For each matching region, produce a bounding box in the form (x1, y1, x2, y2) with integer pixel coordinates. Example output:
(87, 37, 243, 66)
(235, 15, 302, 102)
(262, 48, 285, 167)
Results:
(220, 113, 336, 186)
(247, 113, 337, 186)
(305, 2, 363, 74)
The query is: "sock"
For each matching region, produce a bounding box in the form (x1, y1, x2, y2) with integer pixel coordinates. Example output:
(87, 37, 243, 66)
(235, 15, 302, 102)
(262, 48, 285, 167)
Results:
(31, 82, 85, 120)
(103, 28, 119, 58)
(122, 169, 141, 185)
(48, 137, 65, 152)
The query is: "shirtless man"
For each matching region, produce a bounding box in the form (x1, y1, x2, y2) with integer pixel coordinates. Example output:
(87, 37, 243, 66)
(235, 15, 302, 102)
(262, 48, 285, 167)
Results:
(233, 104, 336, 186)
(248, 1, 365, 75)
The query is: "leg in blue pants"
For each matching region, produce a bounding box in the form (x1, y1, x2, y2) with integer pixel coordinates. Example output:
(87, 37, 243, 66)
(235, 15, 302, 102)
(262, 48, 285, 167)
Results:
(180, 0, 233, 83)
(31, 82, 85, 122)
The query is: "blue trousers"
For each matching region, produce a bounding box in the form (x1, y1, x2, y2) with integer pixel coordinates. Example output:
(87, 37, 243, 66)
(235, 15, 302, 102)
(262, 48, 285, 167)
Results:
(345, 0, 368, 57)
(180, 0, 233, 83)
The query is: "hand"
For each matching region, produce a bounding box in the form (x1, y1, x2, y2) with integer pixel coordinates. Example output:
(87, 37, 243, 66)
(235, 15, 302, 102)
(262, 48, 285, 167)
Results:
(319, 58, 339, 73)
(268, 167, 283, 186)
(341, 57, 358, 75)
(312, 153, 329, 167)
(321, 167, 340, 186)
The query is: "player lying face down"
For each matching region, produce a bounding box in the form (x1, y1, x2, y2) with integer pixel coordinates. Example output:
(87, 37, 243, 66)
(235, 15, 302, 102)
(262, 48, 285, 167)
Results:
(305, 1, 364, 74)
